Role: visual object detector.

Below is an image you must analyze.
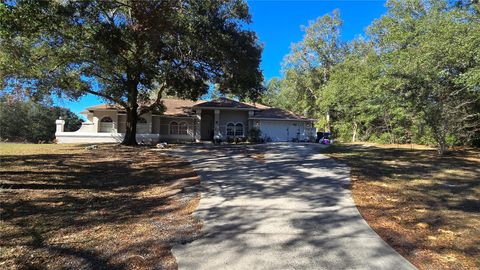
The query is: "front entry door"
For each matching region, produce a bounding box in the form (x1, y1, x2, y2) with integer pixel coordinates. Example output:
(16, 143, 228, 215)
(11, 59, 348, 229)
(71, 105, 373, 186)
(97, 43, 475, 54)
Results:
(201, 114, 214, 140)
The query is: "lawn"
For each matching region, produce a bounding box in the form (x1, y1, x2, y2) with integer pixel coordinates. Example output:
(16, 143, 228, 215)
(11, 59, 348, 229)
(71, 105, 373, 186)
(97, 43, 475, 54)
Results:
(0, 143, 201, 270)
(321, 143, 480, 270)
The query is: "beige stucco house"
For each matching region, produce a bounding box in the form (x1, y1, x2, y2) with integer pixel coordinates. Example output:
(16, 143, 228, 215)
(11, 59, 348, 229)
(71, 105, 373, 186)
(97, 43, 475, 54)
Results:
(55, 98, 315, 144)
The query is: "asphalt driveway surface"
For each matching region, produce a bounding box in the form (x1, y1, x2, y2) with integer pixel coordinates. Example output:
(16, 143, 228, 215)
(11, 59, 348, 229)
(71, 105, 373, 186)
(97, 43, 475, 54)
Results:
(171, 143, 416, 270)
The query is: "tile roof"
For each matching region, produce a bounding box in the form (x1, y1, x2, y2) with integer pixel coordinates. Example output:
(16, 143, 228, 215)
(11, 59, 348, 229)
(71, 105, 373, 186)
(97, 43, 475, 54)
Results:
(82, 98, 312, 121)
(82, 104, 122, 112)
(252, 108, 312, 121)
(161, 98, 203, 116)
(83, 98, 202, 117)
(194, 97, 257, 109)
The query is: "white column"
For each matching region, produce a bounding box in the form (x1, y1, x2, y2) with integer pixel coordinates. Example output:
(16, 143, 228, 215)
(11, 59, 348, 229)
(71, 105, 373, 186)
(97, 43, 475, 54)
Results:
(147, 114, 152, 134)
(55, 119, 65, 133)
(113, 113, 118, 134)
(214, 109, 220, 138)
(248, 111, 254, 131)
(195, 109, 202, 142)
(93, 116, 100, 133)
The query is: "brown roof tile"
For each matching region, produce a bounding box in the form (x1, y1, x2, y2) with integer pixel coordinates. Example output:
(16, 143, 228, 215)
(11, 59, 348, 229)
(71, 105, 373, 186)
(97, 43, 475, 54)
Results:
(83, 98, 203, 117)
(194, 97, 257, 109)
(82, 98, 312, 121)
(252, 108, 312, 121)
(161, 98, 203, 116)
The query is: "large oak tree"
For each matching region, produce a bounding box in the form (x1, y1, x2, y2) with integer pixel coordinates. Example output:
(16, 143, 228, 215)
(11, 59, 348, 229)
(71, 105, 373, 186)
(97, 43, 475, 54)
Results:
(0, 0, 264, 145)
(263, 0, 480, 153)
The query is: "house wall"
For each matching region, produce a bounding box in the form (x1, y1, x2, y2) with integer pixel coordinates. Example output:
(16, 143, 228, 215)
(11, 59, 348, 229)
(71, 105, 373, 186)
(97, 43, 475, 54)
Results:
(84, 112, 94, 122)
(55, 133, 160, 144)
(218, 110, 249, 137)
(219, 110, 248, 126)
(92, 111, 156, 134)
(159, 117, 195, 142)
(95, 110, 118, 133)
(118, 114, 126, 133)
(75, 122, 96, 133)
(137, 112, 152, 134)
(152, 116, 161, 134)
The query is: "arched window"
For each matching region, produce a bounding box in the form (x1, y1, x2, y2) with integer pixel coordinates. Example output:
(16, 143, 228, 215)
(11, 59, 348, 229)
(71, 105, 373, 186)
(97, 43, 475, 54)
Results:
(99, 117, 113, 133)
(170, 121, 179, 134)
(235, 123, 244, 137)
(100, 117, 113, 122)
(226, 123, 235, 136)
(179, 122, 188, 135)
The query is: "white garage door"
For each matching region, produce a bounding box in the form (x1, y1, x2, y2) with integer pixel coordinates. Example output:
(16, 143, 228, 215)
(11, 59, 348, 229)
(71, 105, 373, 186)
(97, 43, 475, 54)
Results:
(259, 121, 304, 142)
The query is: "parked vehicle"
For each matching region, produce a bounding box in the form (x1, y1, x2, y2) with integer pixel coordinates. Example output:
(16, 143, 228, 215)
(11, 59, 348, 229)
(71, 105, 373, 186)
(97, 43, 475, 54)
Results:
(316, 132, 332, 144)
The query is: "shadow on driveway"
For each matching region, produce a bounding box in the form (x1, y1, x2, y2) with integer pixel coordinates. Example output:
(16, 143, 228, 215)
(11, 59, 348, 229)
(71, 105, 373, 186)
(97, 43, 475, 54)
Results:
(171, 143, 416, 270)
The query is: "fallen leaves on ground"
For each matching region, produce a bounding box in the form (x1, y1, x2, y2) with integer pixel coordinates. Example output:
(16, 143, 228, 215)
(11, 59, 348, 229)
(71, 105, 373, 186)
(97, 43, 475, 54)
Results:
(322, 143, 480, 270)
(0, 144, 202, 270)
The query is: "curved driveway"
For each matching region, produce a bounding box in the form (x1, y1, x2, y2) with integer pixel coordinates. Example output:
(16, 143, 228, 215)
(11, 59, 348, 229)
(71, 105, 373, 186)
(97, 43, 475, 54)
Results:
(172, 143, 416, 270)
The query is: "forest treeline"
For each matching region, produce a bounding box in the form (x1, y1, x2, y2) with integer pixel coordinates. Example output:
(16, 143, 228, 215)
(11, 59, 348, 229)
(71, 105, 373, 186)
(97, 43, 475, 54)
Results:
(260, 0, 480, 153)
(0, 92, 82, 143)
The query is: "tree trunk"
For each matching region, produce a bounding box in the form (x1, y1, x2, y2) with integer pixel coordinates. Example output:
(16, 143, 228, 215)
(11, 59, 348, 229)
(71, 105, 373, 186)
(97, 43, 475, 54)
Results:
(121, 78, 139, 146)
(326, 110, 331, 132)
(352, 121, 357, 143)
(122, 108, 138, 145)
(437, 136, 447, 155)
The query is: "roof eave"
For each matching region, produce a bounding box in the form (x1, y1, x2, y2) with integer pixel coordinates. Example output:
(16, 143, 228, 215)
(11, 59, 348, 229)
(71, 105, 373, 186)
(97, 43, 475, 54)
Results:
(250, 117, 315, 122)
(192, 106, 256, 111)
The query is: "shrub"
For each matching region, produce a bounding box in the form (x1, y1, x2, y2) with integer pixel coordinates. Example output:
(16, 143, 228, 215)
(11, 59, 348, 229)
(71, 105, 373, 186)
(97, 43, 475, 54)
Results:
(234, 137, 244, 144)
(247, 127, 262, 143)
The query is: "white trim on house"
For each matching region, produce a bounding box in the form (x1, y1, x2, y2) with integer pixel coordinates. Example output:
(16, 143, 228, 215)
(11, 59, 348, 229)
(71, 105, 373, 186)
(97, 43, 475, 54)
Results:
(250, 117, 314, 121)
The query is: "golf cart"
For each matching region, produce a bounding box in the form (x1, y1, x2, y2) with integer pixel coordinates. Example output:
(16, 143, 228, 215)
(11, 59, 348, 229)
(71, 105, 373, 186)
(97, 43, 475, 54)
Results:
(316, 132, 332, 144)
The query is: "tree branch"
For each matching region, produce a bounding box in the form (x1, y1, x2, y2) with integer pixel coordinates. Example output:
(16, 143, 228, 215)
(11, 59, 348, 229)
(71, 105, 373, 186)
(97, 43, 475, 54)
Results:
(85, 89, 127, 108)
(138, 84, 166, 116)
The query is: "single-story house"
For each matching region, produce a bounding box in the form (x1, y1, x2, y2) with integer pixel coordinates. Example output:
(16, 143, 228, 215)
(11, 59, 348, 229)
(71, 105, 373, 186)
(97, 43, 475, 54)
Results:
(55, 97, 316, 144)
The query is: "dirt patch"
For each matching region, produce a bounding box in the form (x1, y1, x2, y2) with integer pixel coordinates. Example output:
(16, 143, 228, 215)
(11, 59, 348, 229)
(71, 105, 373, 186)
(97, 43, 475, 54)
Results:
(322, 143, 480, 270)
(0, 144, 201, 270)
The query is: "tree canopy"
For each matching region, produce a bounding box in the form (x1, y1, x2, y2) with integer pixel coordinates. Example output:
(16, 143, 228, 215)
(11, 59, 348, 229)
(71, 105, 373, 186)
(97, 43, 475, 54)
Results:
(264, 0, 480, 154)
(0, 0, 264, 145)
(0, 91, 82, 143)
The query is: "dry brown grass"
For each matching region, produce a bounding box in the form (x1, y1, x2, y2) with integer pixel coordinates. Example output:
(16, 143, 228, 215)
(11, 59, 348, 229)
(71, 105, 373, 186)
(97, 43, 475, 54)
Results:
(0, 143, 201, 270)
(322, 143, 480, 270)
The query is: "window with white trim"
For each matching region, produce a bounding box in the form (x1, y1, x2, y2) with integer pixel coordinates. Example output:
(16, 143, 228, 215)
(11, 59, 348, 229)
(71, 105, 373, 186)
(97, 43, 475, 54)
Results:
(99, 117, 113, 133)
(101, 117, 113, 122)
(226, 123, 235, 136)
(179, 122, 188, 135)
(235, 123, 244, 137)
(170, 121, 178, 134)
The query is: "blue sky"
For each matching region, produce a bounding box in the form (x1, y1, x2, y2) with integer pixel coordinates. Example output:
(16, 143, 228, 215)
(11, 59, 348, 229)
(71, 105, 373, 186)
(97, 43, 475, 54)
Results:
(56, 0, 387, 116)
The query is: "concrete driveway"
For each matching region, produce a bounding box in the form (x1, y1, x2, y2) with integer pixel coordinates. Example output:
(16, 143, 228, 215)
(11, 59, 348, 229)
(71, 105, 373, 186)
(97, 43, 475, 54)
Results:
(171, 143, 416, 270)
